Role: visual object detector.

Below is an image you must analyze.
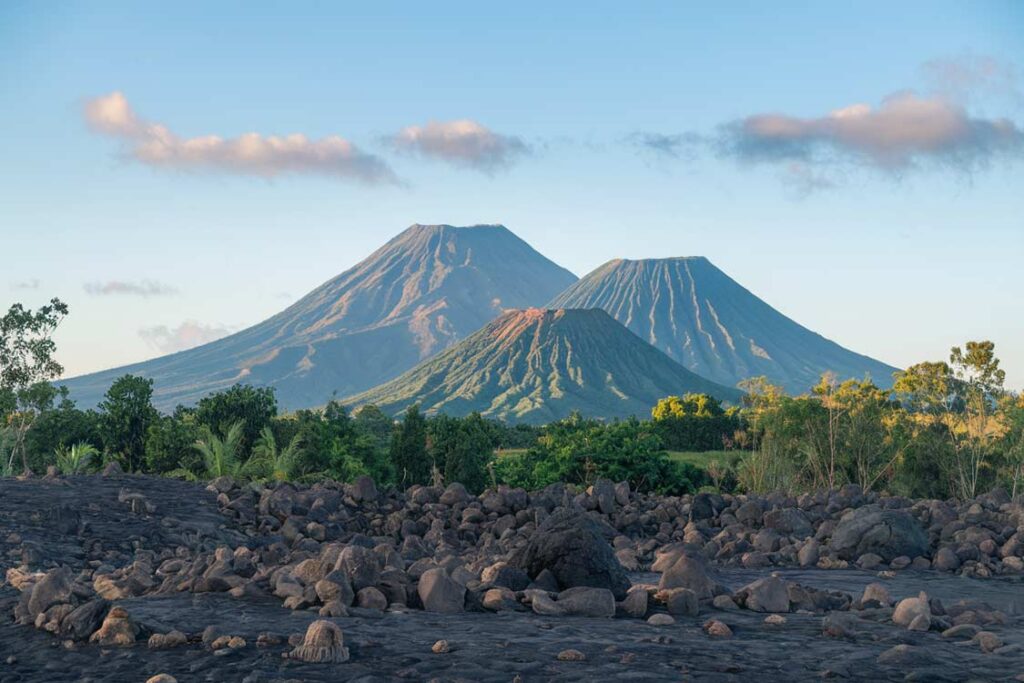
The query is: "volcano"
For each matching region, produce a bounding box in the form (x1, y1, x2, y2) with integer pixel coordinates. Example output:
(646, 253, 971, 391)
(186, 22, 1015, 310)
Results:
(62, 224, 578, 411)
(345, 308, 742, 423)
(548, 257, 897, 393)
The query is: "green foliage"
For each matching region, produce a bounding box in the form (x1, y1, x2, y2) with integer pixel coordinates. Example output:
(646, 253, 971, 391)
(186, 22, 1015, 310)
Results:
(999, 394, 1024, 497)
(145, 409, 202, 475)
(736, 374, 902, 494)
(11, 326, 1021, 503)
(24, 393, 101, 472)
(195, 384, 277, 457)
(428, 412, 494, 492)
(286, 401, 392, 484)
(390, 404, 429, 487)
(192, 420, 245, 479)
(1, 298, 68, 473)
(352, 404, 394, 449)
(493, 414, 702, 495)
(55, 442, 100, 475)
(651, 393, 744, 451)
(98, 375, 159, 472)
(242, 425, 304, 482)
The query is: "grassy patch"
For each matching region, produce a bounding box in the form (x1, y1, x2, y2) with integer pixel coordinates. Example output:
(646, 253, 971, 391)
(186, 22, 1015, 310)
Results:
(667, 450, 745, 470)
(493, 448, 529, 457)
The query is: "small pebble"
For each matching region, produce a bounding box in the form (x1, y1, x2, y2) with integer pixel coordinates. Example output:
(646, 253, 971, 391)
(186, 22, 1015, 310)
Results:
(557, 649, 586, 662)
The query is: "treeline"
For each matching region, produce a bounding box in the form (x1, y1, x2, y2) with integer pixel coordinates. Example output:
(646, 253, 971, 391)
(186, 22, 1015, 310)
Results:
(0, 374, 715, 494)
(2, 299, 1022, 500)
(736, 341, 1024, 500)
(0, 378, 541, 492)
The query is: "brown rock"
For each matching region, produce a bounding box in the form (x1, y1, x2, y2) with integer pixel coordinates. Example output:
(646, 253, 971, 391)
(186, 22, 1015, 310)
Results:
(89, 606, 137, 647)
(703, 619, 733, 638)
(287, 620, 350, 663)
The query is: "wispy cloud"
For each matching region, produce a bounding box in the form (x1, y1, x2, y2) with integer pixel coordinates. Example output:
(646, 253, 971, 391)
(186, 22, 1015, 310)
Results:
(627, 56, 1023, 189)
(385, 119, 529, 173)
(626, 131, 704, 160)
(10, 279, 40, 291)
(780, 162, 838, 197)
(138, 320, 236, 354)
(84, 91, 398, 184)
(921, 54, 1020, 103)
(718, 92, 1023, 171)
(84, 279, 178, 298)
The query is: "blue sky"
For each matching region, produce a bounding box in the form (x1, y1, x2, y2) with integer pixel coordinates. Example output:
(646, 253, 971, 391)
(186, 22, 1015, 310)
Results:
(2, 1, 1023, 389)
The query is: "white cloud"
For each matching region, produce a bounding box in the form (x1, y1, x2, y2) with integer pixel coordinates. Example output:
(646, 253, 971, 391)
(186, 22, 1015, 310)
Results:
(84, 92, 398, 184)
(10, 279, 41, 291)
(84, 279, 178, 297)
(386, 119, 528, 172)
(138, 320, 236, 353)
(719, 91, 1023, 171)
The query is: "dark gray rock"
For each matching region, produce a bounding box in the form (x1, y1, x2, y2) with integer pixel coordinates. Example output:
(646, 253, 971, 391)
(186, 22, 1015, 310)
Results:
(763, 508, 813, 538)
(556, 586, 616, 617)
(509, 509, 630, 600)
(59, 598, 110, 641)
(830, 506, 928, 561)
(417, 568, 465, 613)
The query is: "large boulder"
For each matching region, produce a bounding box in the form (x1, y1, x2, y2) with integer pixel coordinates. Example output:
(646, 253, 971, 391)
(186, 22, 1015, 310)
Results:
(509, 509, 630, 600)
(734, 577, 790, 613)
(417, 568, 465, 613)
(763, 508, 813, 539)
(658, 553, 718, 599)
(333, 545, 380, 591)
(60, 598, 110, 641)
(893, 591, 931, 630)
(830, 507, 928, 562)
(27, 567, 72, 618)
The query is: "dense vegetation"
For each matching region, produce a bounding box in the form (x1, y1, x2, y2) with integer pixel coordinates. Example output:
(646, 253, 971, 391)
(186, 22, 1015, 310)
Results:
(2, 299, 1021, 500)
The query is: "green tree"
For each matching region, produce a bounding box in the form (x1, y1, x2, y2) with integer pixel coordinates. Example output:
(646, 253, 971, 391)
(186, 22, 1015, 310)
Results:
(390, 404, 429, 487)
(948, 341, 1006, 498)
(494, 414, 699, 494)
(98, 374, 159, 472)
(242, 425, 304, 482)
(195, 384, 277, 458)
(286, 401, 391, 484)
(144, 409, 202, 475)
(353, 404, 395, 449)
(832, 378, 898, 491)
(24, 392, 102, 472)
(428, 413, 494, 492)
(0, 298, 68, 474)
(651, 393, 742, 451)
(192, 420, 245, 479)
(998, 394, 1024, 497)
(894, 341, 1007, 498)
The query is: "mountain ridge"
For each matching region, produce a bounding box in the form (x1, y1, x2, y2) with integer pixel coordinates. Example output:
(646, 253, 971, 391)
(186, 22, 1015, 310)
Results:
(61, 224, 578, 411)
(344, 307, 743, 424)
(548, 256, 898, 392)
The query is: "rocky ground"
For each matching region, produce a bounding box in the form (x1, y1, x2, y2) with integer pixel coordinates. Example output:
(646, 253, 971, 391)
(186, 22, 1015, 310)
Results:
(2, 470, 1023, 682)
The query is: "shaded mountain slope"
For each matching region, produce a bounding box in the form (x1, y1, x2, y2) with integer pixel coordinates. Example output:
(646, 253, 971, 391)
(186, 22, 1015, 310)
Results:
(548, 257, 898, 393)
(345, 308, 743, 424)
(62, 225, 578, 411)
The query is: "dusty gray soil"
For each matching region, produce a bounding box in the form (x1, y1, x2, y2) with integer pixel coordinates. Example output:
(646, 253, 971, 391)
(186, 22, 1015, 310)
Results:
(2, 475, 1023, 682)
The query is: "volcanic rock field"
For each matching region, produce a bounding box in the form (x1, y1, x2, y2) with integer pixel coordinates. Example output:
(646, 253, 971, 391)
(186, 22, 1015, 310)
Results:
(2, 470, 1023, 682)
